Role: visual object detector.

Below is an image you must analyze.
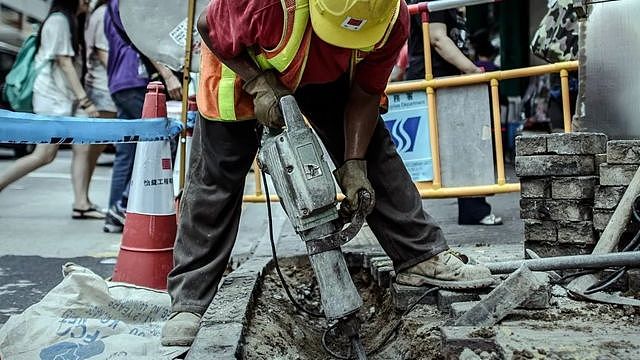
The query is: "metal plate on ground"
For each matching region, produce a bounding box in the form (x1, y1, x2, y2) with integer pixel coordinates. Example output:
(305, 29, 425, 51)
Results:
(582, 1, 640, 139)
(120, 0, 208, 72)
(436, 84, 495, 187)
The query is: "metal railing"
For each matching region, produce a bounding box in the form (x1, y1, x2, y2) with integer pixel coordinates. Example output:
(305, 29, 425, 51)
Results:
(243, 0, 578, 202)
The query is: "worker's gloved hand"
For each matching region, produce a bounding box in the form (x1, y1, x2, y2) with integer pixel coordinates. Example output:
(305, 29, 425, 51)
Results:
(242, 71, 291, 129)
(334, 159, 375, 219)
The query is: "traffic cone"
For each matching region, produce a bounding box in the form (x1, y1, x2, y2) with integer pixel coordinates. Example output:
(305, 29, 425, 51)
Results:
(112, 81, 176, 290)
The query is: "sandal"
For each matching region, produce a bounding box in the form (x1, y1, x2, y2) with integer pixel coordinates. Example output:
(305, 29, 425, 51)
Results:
(72, 205, 106, 220)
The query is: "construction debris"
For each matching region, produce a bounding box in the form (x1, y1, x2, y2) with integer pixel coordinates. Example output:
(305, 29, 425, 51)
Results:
(455, 266, 543, 327)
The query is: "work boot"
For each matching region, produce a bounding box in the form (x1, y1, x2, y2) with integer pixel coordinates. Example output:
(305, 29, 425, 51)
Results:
(395, 250, 496, 290)
(161, 312, 201, 346)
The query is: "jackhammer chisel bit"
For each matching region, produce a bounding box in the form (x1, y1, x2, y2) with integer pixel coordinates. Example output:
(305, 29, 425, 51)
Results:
(258, 95, 372, 359)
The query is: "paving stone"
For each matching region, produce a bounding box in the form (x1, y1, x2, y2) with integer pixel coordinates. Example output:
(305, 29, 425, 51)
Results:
(523, 219, 557, 243)
(546, 132, 607, 155)
(551, 176, 597, 199)
(515, 155, 595, 177)
(440, 326, 500, 359)
(390, 282, 437, 311)
(515, 135, 547, 156)
(520, 199, 593, 221)
(459, 348, 483, 360)
(363, 254, 388, 269)
(593, 209, 614, 231)
(599, 164, 639, 186)
(628, 269, 640, 293)
(524, 242, 593, 258)
(520, 272, 552, 310)
(437, 290, 482, 313)
(594, 185, 626, 210)
(450, 301, 478, 317)
(557, 221, 596, 245)
(595, 153, 607, 175)
(607, 140, 640, 164)
(377, 266, 394, 288)
(187, 322, 243, 360)
(520, 178, 551, 199)
(455, 266, 541, 326)
(200, 274, 260, 326)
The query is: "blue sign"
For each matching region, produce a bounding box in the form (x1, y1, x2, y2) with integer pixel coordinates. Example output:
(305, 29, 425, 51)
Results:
(382, 91, 433, 181)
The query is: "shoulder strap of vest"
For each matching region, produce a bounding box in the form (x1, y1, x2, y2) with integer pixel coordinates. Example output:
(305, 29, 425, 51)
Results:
(253, 0, 310, 72)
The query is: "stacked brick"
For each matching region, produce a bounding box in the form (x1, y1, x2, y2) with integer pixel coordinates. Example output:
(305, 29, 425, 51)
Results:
(593, 140, 640, 235)
(515, 133, 607, 257)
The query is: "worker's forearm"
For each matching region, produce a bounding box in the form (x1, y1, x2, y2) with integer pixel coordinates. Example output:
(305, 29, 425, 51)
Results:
(56, 56, 87, 100)
(432, 37, 479, 74)
(97, 49, 108, 68)
(344, 84, 379, 160)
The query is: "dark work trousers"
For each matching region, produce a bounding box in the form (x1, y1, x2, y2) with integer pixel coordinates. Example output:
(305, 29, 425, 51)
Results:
(167, 77, 449, 315)
(458, 197, 492, 224)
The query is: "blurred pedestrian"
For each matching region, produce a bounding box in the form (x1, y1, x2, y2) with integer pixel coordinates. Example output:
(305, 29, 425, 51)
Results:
(0, 0, 105, 220)
(103, 0, 182, 233)
(405, 3, 502, 226)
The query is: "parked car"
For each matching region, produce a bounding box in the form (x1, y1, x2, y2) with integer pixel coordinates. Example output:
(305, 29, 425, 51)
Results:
(0, 24, 36, 158)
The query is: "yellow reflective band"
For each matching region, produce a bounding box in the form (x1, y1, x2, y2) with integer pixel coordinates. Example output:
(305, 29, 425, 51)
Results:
(261, 0, 310, 72)
(218, 64, 237, 121)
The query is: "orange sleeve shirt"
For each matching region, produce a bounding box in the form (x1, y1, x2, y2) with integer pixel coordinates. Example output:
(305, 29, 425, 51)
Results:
(206, 0, 409, 95)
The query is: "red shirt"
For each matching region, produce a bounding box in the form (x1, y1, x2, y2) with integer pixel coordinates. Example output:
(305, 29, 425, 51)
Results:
(206, 0, 409, 95)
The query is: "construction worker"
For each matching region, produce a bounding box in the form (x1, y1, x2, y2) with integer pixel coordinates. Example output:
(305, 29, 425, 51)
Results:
(161, 0, 494, 346)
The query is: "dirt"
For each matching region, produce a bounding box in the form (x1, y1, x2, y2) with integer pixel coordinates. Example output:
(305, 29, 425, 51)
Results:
(243, 257, 448, 360)
(242, 257, 640, 360)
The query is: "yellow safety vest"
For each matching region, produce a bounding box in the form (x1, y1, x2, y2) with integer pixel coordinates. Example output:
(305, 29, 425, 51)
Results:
(197, 0, 398, 122)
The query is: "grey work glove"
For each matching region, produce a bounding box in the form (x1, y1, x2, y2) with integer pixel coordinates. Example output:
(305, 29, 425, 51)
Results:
(242, 71, 291, 129)
(334, 159, 376, 219)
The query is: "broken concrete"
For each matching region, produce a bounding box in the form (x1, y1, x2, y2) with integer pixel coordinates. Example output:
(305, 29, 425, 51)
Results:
(515, 136, 547, 156)
(455, 266, 541, 327)
(520, 178, 551, 199)
(515, 155, 595, 177)
(599, 164, 639, 186)
(545, 132, 607, 155)
(594, 185, 627, 209)
(607, 140, 640, 164)
(437, 290, 482, 314)
(551, 176, 597, 199)
(391, 282, 438, 311)
(520, 199, 593, 221)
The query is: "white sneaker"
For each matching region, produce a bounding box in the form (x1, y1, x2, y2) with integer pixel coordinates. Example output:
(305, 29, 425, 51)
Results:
(478, 213, 503, 226)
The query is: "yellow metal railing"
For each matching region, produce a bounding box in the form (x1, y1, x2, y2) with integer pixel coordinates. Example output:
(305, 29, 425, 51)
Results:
(243, 5, 579, 203)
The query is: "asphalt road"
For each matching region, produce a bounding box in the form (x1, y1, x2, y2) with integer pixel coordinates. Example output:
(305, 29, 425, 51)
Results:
(0, 147, 522, 326)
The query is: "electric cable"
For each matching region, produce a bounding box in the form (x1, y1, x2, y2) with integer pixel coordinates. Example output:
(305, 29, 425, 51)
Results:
(262, 170, 324, 319)
(559, 195, 640, 295)
(321, 286, 440, 359)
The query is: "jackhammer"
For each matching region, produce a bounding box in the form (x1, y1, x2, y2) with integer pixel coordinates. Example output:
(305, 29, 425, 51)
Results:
(257, 95, 373, 360)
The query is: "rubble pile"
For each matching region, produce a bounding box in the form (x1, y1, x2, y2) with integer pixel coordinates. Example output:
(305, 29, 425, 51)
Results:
(515, 132, 607, 257)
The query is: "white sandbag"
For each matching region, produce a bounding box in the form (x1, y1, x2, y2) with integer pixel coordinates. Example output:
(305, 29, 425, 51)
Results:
(0, 263, 187, 359)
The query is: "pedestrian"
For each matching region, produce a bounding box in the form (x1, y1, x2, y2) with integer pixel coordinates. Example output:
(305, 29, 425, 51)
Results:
(161, 0, 495, 346)
(0, 0, 106, 220)
(102, 0, 182, 233)
(85, 0, 116, 120)
(405, 3, 502, 226)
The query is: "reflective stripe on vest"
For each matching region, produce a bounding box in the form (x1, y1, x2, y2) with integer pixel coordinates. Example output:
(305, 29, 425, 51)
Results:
(218, 64, 237, 121)
(216, 0, 309, 120)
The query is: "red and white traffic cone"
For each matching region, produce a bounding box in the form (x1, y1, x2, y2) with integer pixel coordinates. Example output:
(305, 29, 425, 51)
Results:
(112, 81, 176, 290)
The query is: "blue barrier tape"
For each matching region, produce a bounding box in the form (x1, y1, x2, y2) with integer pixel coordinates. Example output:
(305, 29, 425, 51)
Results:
(0, 110, 184, 144)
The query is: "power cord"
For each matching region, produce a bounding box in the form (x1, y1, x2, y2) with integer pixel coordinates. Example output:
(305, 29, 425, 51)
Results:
(262, 170, 324, 318)
(262, 169, 440, 358)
